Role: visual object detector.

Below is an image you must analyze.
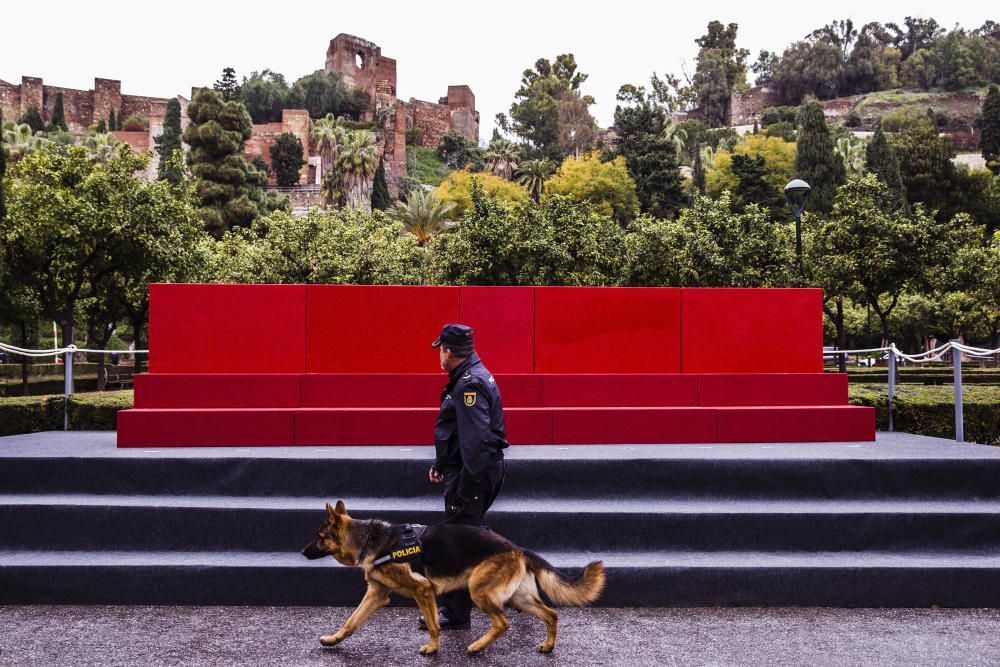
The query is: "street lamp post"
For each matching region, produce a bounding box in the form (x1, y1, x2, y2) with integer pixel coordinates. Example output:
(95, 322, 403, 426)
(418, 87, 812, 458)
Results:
(784, 179, 811, 274)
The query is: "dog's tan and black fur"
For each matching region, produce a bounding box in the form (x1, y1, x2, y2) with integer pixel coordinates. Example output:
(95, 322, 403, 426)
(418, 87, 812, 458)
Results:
(302, 500, 605, 655)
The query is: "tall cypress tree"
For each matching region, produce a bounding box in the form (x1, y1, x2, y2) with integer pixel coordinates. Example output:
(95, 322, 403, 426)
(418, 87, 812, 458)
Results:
(108, 109, 116, 133)
(20, 105, 44, 133)
(865, 122, 907, 211)
(692, 146, 706, 195)
(117, 109, 123, 131)
(981, 85, 1000, 175)
(371, 159, 391, 211)
(0, 112, 7, 224)
(794, 100, 845, 214)
(51, 92, 67, 131)
(154, 98, 184, 184)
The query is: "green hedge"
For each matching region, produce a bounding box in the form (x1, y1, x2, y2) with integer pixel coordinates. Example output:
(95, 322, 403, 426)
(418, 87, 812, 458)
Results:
(0, 391, 133, 436)
(0, 363, 99, 379)
(849, 384, 1000, 445)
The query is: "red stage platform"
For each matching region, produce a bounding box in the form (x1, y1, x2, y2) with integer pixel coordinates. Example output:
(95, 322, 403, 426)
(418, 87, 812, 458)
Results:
(118, 285, 874, 446)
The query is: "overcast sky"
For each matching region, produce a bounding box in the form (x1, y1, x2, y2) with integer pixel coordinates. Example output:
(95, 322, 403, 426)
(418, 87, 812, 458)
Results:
(1, 1, 994, 143)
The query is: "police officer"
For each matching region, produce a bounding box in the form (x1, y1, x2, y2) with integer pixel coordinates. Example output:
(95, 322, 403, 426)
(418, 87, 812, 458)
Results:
(424, 323, 508, 629)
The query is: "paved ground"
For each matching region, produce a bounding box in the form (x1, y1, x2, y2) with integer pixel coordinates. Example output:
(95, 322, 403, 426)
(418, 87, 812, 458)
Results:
(1, 430, 992, 460)
(2, 606, 1000, 666)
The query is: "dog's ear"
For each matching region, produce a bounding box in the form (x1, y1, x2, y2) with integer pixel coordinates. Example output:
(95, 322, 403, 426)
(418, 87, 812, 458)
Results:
(326, 501, 337, 521)
(334, 500, 347, 516)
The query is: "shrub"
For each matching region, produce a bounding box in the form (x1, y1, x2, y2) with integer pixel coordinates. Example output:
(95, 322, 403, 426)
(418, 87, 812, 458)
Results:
(0, 391, 133, 436)
(844, 111, 862, 128)
(760, 106, 798, 128)
(764, 120, 797, 141)
(406, 126, 421, 146)
(848, 384, 1000, 445)
(122, 114, 148, 131)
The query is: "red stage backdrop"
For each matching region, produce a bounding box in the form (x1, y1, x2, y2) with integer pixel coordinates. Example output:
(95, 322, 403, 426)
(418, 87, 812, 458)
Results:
(121, 284, 871, 446)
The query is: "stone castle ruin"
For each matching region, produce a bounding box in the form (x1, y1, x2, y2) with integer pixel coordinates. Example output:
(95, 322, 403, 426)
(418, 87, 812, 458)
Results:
(0, 33, 479, 190)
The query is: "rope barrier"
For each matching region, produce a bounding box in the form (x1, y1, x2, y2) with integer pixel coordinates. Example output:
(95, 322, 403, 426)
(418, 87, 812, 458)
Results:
(0, 343, 148, 358)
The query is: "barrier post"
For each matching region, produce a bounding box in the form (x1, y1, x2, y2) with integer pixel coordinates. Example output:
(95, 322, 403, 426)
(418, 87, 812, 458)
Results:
(63, 348, 73, 431)
(951, 340, 963, 443)
(887, 346, 896, 432)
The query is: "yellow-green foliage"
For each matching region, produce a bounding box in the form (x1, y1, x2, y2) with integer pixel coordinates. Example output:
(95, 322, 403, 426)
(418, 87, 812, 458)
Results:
(706, 134, 797, 197)
(435, 169, 528, 217)
(542, 152, 639, 223)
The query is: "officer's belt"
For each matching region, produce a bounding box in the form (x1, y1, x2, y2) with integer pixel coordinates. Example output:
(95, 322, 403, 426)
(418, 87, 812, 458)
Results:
(372, 524, 426, 567)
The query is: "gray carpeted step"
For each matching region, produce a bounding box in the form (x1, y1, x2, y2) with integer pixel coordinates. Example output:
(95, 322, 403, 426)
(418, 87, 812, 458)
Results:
(4, 494, 1000, 553)
(4, 549, 1000, 607)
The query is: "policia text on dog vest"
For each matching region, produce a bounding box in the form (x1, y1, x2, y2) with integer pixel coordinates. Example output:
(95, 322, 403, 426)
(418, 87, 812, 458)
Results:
(372, 524, 426, 567)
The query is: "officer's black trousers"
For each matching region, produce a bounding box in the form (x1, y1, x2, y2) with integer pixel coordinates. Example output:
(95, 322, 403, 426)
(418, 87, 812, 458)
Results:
(439, 457, 506, 621)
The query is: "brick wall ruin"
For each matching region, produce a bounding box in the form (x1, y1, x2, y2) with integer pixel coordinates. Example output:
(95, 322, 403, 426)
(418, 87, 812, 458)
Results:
(244, 109, 312, 185)
(324, 33, 479, 191)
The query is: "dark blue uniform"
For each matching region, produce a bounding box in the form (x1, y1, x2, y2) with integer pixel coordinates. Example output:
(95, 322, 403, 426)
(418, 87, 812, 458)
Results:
(431, 349, 507, 623)
(433, 351, 507, 518)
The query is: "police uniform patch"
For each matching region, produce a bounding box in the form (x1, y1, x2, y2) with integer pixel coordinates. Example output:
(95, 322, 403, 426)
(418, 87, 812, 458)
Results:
(463, 391, 477, 407)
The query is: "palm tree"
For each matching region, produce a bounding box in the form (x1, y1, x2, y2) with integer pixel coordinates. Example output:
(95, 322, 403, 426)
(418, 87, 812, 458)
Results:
(336, 130, 380, 212)
(484, 138, 520, 180)
(310, 114, 347, 180)
(2, 122, 48, 161)
(84, 132, 121, 162)
(663, 123, 689, 162)
(390, 189, 457, 246)
(514, 158, 555, 202)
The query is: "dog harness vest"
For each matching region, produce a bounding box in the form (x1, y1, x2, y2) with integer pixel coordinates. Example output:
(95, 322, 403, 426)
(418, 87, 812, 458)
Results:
(373, 524, 426, 567)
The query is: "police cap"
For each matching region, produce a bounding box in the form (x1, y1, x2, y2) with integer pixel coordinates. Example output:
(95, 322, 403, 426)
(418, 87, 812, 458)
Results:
(431, 323, 474, 349)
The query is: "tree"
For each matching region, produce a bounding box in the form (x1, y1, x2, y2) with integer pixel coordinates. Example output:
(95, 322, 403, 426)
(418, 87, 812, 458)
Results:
(371, 159, 391, 211)
(815, 174, 976, 344)
(336, 130, 380, 212)
(96, 120, 106, 134)
(706, 134, 797, 197)
(239, 70, 291, 124)
(496, 54, 591, 160)
(889, 123, 955, 213)
(981, 85, 1000, 175)
(214, 67, 241, 101)
(435, 169, 529, 217)
(289, 70, 369, 120)
(543, 152, 639, 225)
(51, 92, 67, 131)
(84, 132, 122, 162)
(692, 147, 706, 195)
(1, 145, 205, 385)
(0, 112, 6, 225)
(154, 98, 184, 184)
(182, 87, 281, 237)
(864, 122, 906, 210)
(794, 100, 845, 214)
(771, 40, 843, 104)
(437, 131, 484, 170)
(269, 132, 305, 186)
(514, 159, 556, 203)
(691, 21, 750, 127)
(484, 138, 520, 180)
(108, 108, 116, 133)
(20, 105, 44, 133)
(209, 208, 426, 285)
(730, 154, 785, 217)
(557, 91, 598, 158)
(390, 189, 457, 246)
(613, 87, 686, 218)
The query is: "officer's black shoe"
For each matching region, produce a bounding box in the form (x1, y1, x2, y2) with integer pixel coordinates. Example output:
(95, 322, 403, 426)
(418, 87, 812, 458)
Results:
(418, 610, 471, 630)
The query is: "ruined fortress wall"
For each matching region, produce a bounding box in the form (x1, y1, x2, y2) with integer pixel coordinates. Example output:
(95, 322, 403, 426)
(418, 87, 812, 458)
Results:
(244, 109, 311, 185)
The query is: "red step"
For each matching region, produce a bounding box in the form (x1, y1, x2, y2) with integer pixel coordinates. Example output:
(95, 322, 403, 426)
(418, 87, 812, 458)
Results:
(133, 372, 848, 408)
(117, 409, 296, 447)
(117, 405, 876, 447)
(551, 407, 716, 444)
(715, 406, 875, 442)
(696, 373, 847, 406)
(133, 374, 301, 408)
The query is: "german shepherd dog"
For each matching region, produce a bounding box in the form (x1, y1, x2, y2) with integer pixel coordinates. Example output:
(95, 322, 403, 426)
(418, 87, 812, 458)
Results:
(302, 500, 605, 655)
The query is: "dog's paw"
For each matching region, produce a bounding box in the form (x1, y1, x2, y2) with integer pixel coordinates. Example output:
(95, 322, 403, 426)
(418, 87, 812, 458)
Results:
(466, 643, 484, 655)
(538, 642, 555, 654)
(319, 634, 344, 647)
(418, 644, 438, 655)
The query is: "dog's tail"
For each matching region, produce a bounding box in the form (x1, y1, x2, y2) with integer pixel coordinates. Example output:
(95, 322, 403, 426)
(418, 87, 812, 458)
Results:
(524, 550, 605, 607)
